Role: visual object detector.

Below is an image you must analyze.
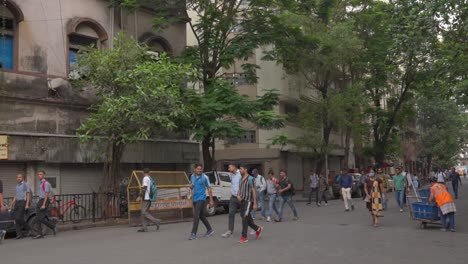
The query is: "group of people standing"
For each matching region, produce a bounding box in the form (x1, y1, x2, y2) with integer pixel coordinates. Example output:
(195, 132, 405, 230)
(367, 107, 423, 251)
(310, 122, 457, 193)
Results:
(0, 170, 57, 244)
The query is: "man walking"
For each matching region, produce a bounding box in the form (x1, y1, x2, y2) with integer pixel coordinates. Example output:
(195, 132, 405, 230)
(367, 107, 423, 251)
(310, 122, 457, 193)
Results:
(188, 164, 215, 240)
(436, 169, 445, 184)
(318, 173, 329, 207)
(265, 171, 279, 222)
(307, 171, 319, 206)
(0, 179, 7, 243)
(136, 168, 161, 232)
(251, 169, 266, 220)
(9, 173, 31, 239)
(238, 165, 263, 243)
(392, 167, 407, 212)
(449, 168, 462, 199)
(222, 163, 242, 238)
(339, 169, 354, 212)
(34, 170, 57, 239)
(277, 170, 299, 222)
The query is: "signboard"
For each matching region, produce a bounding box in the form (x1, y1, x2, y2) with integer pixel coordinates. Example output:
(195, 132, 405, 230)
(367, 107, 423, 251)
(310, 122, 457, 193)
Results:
(0, 135, 8, 160)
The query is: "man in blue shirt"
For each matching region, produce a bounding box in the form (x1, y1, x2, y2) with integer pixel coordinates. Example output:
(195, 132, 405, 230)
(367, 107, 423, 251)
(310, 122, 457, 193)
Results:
(222, 163, 242, 238)
(188, 164, 215, 240)
(339, 169, 355, 212)
(34, 170, 57, 239)
(9, 173, 31, 239)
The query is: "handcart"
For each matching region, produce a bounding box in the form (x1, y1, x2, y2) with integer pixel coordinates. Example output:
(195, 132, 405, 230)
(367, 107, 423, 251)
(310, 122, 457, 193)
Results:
(407, 189, 441, 229)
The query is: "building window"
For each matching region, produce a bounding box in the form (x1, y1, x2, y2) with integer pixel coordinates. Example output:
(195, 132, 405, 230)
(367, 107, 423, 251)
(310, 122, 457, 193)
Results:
(227, 130, 257, 144)
(0, 8, 15, 70)
(67, 17, 108, 77)
(283, 102, 300, 123)
(224, 73, 248, 87)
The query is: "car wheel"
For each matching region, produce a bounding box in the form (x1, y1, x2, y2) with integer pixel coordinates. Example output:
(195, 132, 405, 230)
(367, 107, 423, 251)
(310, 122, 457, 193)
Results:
(203, 199, 218, 217)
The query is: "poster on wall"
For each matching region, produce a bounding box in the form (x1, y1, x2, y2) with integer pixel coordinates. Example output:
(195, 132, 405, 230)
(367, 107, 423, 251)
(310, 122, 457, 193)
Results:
(0, 135, 8, 160)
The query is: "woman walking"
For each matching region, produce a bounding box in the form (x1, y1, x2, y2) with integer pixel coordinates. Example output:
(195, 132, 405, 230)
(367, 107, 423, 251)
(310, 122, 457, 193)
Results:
(364, 173, 385, 227)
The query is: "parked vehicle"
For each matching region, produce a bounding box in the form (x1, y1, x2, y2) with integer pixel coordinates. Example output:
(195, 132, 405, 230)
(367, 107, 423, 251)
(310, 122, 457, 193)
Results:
(332, 173, 362, 198)
(202, 171, 233, 216)
(0, 200, 43, 237)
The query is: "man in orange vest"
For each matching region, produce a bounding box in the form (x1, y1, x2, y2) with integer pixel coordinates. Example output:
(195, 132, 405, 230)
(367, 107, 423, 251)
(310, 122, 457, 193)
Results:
(428, 178, 456, 232)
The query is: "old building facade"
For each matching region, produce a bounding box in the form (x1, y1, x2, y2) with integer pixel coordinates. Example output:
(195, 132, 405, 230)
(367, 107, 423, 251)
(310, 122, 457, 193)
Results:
(0, 0, 198, 197)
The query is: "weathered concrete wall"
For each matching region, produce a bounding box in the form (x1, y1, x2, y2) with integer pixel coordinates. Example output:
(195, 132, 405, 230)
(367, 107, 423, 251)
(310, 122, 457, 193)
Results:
(5, 135, 199, 164)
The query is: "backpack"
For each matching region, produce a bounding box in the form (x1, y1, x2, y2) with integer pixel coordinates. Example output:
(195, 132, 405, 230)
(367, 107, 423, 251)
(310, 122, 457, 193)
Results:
(41, 180, 56, 203)
(148, 176, 158, 202)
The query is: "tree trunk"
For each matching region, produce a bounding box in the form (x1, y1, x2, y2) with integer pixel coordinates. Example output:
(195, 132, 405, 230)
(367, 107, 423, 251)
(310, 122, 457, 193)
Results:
(342, 127, 351, 169)
(103, 141, 125, 192)
(202, 136, 215, 170)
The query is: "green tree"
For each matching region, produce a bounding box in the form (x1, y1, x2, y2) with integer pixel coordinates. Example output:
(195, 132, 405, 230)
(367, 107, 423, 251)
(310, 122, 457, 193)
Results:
(268, 0, 364, 172)
(112, 0, 287, 169)
(75, 34, 195, 190)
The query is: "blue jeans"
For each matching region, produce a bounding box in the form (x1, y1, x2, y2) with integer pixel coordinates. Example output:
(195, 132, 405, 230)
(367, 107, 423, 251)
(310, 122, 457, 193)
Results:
(439, 209, 455, 230)
(278, 195, 298, 220)
(395, 190, 404, 209)
(251, 190, 266, 219)
(268, 193, 279, 218)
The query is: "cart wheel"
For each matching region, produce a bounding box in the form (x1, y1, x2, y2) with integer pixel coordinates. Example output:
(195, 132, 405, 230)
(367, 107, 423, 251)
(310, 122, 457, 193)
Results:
(420, 222, 427, 229)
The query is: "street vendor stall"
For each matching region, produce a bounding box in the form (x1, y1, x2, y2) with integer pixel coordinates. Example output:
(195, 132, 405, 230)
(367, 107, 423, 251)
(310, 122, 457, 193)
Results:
(127, 170, 193, 225)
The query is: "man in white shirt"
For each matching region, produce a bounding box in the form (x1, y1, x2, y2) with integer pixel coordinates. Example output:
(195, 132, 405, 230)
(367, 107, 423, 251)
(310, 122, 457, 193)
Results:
(251, 169, 266, 220)
(436, 170, 445, 184)
(136, 168, 161, 232)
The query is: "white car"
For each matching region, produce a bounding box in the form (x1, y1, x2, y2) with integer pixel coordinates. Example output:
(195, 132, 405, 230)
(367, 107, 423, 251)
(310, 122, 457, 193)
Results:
(203, 171, 233, 216)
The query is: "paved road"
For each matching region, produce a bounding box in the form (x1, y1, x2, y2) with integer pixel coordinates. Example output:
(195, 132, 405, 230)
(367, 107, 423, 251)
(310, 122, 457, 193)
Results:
(2, 179, 468, 264)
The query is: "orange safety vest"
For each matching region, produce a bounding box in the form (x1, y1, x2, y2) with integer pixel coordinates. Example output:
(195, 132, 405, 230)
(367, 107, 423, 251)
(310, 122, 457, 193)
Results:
(430, 183, 453, 207)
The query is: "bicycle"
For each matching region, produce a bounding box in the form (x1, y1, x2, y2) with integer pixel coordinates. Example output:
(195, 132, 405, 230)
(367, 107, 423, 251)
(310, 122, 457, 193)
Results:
(51, 195, 87, 224)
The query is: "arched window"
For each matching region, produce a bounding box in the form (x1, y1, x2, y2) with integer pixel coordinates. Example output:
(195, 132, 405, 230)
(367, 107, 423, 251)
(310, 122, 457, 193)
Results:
(67, 18, 108, 75)
(139, 33, 173, 59)
(0, 0, 24, 70)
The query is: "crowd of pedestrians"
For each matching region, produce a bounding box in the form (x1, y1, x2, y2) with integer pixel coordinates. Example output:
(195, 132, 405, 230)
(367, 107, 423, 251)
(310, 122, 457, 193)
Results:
(0, 164, 464, 245)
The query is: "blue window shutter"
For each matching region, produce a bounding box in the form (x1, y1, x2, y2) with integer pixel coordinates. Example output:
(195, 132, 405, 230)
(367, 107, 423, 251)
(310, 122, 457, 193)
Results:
(0, 35, 14, 70)
(69, 49, 77, 66)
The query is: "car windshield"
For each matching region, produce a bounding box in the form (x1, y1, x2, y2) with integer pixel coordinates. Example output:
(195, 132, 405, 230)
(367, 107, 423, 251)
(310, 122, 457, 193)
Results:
(219, 173, 232, 183)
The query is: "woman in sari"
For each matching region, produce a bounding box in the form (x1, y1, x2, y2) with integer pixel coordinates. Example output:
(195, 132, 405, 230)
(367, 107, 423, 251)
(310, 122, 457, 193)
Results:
(364, 173, 385, 227)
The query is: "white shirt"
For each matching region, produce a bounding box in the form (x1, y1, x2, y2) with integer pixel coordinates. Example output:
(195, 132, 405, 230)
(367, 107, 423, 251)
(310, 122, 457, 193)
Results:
(142, 175, 151, 200)
(437, 172, 445, 183)
(255, 175, 266, 192)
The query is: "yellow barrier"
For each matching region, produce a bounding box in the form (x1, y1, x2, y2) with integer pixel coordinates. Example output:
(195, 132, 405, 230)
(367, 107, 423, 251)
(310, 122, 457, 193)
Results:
(127, 170, 193, 225)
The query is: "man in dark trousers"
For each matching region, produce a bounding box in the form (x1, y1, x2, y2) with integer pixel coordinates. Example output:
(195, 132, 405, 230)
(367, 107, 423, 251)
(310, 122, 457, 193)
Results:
(238, 165, 263, 243)
(449, 168, 462, 199)
(188, 164, 215, 240)
(9, 173, 31, 239)
(0, 180, 7, 243)
(34, 170, 57, 239)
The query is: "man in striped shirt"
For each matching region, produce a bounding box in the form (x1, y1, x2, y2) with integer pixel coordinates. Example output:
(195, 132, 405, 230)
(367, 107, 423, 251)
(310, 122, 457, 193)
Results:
(237, 165, 263, 243)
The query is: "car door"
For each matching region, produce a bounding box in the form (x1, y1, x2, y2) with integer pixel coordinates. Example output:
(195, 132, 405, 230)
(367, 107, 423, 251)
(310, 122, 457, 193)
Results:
(217, 172, 232, 202)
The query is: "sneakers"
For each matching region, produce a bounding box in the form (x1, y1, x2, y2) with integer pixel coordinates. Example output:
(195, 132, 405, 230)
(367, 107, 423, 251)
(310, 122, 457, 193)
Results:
(221, 230, 233, 238)
(306, 203, 311, 205)
(255, 226, 263, 239)
(399, 209, 404, 212)
(204, 230, 215, 237)
(266, 216, 271, 222)
(440, 228, 447, 232)
(450, 229, 455, 232)
(0, 230, 6, 244)
(239, 236, 249, 243)
(250, 230, 256, 235)
(189, 233, 197, 240)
